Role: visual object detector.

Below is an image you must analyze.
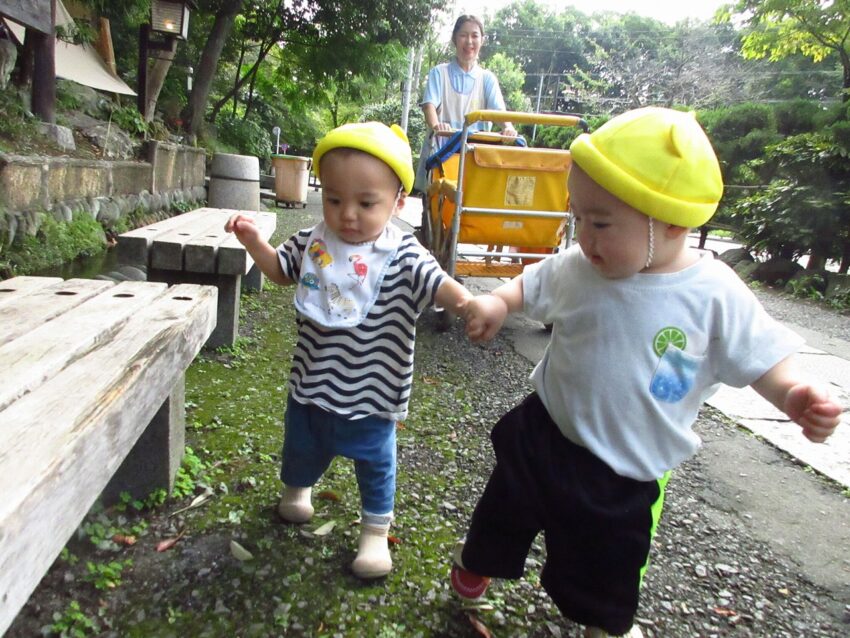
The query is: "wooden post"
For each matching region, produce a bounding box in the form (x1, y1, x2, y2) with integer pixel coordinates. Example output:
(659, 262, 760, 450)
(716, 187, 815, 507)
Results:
(30, 0, 56, 123)
(96, 17, 117, 75)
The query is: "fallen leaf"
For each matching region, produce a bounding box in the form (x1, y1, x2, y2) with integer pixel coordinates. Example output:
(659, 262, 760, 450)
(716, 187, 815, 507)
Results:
(713, 607, 738, 617)
(111, 534, 137, 546)
(312, 520, 336, 537)
(169, 490, 213, 517)
(316, 490, 340, 501)
(467, 613, 492, 637)
(421, 375, 439, 385)
(156, 529, 186, 552)
(387, 535, 402, 545)
(230, 540, 254, 561)
(396, 421, 406, 430)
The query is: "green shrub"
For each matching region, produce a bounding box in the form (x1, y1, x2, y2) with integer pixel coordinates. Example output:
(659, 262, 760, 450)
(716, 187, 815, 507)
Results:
(216, 113, 273, 161)
(108, 104, 148, 137)
(773, 99, 822, 136)
(708, 102, 776, 144)
(0, 90, 39, 145)
(0, 211, 106, 278)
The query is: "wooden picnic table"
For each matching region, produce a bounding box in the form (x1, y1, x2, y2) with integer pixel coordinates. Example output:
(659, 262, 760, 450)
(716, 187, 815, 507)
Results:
(116, 207, 276, 349)
(0, 276, 217, 636)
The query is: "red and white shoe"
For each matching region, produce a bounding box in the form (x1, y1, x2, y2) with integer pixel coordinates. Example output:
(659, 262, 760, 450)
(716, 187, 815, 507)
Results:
(450, 541, 491, 600)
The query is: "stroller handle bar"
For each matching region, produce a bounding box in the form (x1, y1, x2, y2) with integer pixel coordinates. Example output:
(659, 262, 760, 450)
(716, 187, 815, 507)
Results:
(465, 109, 588, 131)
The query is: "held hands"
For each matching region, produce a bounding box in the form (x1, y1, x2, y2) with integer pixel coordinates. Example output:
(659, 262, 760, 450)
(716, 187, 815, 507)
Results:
(464, 294, 509, 343)
(783, 384, 843, 443)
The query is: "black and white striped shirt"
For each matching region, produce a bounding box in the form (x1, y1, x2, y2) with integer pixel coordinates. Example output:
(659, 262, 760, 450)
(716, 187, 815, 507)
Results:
(277, 225, 446, 421)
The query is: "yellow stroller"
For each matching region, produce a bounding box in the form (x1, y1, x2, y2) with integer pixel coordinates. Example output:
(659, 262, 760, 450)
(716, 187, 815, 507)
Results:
(423, 110, 587, 304)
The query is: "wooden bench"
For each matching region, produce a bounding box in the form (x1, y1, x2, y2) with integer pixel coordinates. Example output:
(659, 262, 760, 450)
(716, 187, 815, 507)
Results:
(0, 275, 216, 635)
(117, 207, 277, 349)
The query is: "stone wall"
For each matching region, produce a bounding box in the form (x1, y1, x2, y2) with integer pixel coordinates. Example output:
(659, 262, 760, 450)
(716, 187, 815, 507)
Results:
(0, 141, 206, 246)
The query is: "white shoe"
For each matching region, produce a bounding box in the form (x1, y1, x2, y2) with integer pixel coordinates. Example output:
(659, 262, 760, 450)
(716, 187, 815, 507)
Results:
(583, 626, 644, 638)
(277, 486, 314, 523)
(351, 522, 392, 579)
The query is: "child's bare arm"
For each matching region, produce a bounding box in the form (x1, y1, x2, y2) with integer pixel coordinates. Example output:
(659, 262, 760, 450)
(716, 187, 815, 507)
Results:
(224, 215, 292, 286)
(434, 276, 474, 316)
(465, 275, 525, 342)
(751, 355, 843, 443)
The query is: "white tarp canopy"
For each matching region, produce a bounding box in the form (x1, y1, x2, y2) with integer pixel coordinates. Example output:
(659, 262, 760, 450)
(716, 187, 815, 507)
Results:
(4, 0, 136, 95)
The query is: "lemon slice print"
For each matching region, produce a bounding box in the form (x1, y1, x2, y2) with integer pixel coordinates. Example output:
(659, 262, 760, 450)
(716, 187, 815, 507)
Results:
(653, 326, 687, 356)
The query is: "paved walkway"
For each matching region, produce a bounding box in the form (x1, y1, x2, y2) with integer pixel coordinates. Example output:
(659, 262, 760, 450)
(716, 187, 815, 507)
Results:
(400, 196, 850, 488)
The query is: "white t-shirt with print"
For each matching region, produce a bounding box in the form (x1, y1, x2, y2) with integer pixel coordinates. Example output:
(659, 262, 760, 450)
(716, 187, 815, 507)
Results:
(522, 245, 804, 481)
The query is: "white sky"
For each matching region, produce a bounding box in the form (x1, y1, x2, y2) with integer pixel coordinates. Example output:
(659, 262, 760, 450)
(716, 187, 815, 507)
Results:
(453, 0, 727, 25)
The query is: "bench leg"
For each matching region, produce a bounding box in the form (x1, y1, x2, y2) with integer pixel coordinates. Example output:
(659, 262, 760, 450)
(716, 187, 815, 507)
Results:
(148, 268, 240, 350)
(243, 264, 264, 292)
(101, 376, 186, 505)
(207, 273, 240, 349)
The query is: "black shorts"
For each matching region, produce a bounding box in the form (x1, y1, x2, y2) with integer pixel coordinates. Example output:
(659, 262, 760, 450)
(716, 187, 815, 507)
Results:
(461, 392, 669, 635)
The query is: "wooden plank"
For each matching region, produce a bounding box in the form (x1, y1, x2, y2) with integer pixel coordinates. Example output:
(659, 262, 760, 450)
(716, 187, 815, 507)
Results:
(0, 280, 169, 412)
(0, 283, 217, 636)
(183, 211, 233, 274)
(454, 261, 525, 278)
(150, 214, 227, 271)
(0, 279, 115, 347)
(218, 212, 277, 275)
(0, 276, 63, 310)
(116, 208, 209, 265)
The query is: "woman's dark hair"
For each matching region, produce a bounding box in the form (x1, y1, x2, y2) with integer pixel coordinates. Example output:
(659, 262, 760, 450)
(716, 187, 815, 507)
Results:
(451, 15, 485, 44)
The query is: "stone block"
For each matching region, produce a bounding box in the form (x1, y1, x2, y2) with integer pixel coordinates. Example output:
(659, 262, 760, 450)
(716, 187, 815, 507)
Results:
(0, 155, 44, 210)
(112, 161, 152, 196)
(48, 158, 110, 203)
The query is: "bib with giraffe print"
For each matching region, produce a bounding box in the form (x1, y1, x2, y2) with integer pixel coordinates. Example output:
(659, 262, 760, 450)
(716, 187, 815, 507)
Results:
(294, 221, 403, 327)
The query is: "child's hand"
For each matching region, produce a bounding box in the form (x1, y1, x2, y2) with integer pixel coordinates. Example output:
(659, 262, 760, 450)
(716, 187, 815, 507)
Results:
(224, 214, 260, 245)
(465, 294, 509, 342)
(783, 384, 843, 443)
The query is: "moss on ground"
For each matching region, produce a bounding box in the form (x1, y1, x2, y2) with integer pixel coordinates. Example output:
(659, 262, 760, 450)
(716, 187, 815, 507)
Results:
(8, 207, 562, 638)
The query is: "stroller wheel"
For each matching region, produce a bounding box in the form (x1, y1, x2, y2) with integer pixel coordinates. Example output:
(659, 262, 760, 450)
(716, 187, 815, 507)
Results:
(435, 308, 454, 332)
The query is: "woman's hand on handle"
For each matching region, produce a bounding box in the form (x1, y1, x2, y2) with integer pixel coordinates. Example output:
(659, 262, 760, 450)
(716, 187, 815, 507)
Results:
(501, 123, 517, 138)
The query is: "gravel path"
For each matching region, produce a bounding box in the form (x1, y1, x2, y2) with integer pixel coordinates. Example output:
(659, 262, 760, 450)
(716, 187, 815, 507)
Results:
(751, 287, 850, 345)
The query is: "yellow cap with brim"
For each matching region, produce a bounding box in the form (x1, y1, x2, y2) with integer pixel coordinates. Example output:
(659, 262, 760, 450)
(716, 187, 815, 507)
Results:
(569, 107, 723, 228)
(312, 122, 415, 194)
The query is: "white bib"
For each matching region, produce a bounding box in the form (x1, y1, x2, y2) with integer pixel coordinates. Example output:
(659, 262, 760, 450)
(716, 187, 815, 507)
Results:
(294, 222, 404, 327)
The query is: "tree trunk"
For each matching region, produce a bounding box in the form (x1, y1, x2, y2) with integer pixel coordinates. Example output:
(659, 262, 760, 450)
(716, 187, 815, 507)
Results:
(806, 251, 826, 271)
(839, 239, 850, 274)
(209, 39, 275, 122)
(184, 0, 244, 137)
(232, 42, 246, 117)
(144, 39, 176, 123)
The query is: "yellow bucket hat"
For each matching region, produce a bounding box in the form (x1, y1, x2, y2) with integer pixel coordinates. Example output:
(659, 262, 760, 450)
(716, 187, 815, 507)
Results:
(569, 107, 723, 227)
(312, 122, 415, 194)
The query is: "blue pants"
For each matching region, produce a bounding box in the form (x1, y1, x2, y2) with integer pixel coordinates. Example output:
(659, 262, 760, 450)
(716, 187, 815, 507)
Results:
(281, 396, 396, 516)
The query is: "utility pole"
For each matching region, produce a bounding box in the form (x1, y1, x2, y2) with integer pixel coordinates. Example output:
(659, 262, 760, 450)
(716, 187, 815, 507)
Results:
(400, 47, 416, 133)
(531, 73, 545, 141)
